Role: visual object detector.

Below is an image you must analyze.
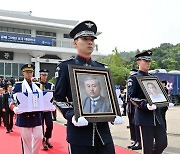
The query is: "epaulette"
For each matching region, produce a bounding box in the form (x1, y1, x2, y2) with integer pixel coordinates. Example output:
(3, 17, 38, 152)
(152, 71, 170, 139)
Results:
(60, 57, 74, 63)
(15, 81, 22, 84)
(149, 73, 154, 76)
(130, 72, 138, 76)
(94, 61, 107, 66)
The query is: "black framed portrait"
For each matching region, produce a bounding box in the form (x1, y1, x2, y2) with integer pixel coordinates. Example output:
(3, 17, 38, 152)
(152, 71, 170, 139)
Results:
(137, 76, 170, 107)
(68, 65, 121, 122)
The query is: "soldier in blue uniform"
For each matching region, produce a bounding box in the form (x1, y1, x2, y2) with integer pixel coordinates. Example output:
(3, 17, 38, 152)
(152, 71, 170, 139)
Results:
(39, 69, 54, 150)
(127, 50, 167, 154)
(127, 69, 141, 150)
(10, 64, 43, 154)
(54, 20, 124, 154)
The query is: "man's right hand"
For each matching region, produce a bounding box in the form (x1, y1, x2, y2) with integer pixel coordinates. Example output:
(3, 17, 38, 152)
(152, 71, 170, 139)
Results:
(72, 116, 88, 127)
(147, 104, 157, 110)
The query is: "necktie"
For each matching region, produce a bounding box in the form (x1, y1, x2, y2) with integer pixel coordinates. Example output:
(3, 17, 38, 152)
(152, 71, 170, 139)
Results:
(91, 100, 96, 113)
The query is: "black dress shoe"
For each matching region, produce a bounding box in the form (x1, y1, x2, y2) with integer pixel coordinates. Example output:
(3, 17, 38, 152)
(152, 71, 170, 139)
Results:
(10, 129, 13, 132)
(127, 142, 136, 149)
(6, 130, 10, 133)
(46, 141, 53, 148)
(42, 140, 48, 150)
(131, 143, 142, 150)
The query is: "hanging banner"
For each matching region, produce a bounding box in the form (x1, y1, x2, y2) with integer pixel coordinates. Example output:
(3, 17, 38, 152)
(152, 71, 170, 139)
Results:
(0, 32, 53, 46)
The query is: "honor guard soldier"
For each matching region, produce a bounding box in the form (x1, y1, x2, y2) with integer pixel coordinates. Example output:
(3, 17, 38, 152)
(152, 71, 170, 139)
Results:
(127, 51, 167, 154)
(10, 64, 43, 154)
(54, 20, 124, 154)
(39, 69, 54, 150)
(127, 69, 141, 150)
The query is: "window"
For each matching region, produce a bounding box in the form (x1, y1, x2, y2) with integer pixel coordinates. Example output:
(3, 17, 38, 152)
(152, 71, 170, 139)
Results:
(25, 29, 31, 34)
(14, 28, 19, 33)
(19, 64, 24, 76)
(0, 26, 31, 35)
(0, 63, 4, 76)
(36, 31, 56, 38)
(36, 31, 43, 35)
(1, 27, 8, 32)
(64, 34, 71, 39)
(5, 63, 11, 77)
(19, 29, 25, 34)
(12, 63, 18, 76)
(8, 28, 13, 32)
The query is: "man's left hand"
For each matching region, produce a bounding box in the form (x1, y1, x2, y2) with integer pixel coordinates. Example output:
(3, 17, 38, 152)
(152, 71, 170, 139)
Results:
(72, 116, 88, 127)
(168, 103, 174, 107)
(112, 116, 124, 125)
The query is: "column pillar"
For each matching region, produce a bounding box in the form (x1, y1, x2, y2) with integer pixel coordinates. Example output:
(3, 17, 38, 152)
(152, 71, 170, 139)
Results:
(31, 29, 36, 37)
(34, 57, 40, 78)
(56, 32, 61, 47)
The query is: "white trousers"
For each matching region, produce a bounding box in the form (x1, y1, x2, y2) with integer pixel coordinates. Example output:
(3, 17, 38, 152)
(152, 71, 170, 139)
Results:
(20, 126, 43, 154)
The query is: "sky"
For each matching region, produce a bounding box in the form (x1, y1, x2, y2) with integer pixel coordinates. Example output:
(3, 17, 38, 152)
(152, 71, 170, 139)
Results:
(0, 0, 180, 55)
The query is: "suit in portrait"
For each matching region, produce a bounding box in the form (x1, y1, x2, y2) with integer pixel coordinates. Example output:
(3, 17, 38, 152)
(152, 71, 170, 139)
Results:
(82, 96, 112, 113)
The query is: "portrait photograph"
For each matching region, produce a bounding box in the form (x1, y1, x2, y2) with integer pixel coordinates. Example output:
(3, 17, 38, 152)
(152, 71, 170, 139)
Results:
(68, 65, 121, 122)
(137, 76, 170, 107)
(77, 74, 113, 114)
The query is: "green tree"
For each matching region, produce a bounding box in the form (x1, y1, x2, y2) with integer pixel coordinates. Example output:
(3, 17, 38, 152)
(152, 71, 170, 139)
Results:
(99, 48, 130, 87)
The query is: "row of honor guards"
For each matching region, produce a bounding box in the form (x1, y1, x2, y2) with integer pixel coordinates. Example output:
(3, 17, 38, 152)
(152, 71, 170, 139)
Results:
(126, 50, 174, 154)
(9, 65, 55, 153)
(8, 19, 170, 154)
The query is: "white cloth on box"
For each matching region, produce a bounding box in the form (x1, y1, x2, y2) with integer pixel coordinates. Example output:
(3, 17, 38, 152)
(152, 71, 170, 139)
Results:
(13, 79, 55, 114)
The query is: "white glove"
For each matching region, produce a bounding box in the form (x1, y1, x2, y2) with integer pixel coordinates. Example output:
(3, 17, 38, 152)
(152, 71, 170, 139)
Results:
(72, 116, 88, 127)
(120, 107, 124, 115)
(112, 116, 125, 125)
(168, 103, 174, 107)
(147, 104, 157, 110)
(13, 107, 19, 114)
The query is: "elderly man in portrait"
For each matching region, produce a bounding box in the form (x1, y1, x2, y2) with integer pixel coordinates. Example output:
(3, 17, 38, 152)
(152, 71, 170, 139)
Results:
(82, 77, 112, 113)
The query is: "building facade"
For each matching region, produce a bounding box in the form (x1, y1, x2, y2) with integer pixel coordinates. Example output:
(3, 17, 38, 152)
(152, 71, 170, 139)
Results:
(0, 10, 103, 80)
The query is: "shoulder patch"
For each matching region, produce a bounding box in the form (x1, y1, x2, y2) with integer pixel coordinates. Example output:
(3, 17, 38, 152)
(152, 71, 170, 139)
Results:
(55, 71, 59, 78)
(127, 78, 133, 87)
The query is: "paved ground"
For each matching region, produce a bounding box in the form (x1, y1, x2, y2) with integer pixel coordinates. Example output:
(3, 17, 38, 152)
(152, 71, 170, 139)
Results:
(56, 106, 180, 154)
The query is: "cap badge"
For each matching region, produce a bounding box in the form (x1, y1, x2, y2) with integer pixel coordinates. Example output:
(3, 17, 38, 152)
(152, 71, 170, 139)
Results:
(148, 51, 151, 54)
(28, 64, 31, 67)
(85, 22, 94, 28)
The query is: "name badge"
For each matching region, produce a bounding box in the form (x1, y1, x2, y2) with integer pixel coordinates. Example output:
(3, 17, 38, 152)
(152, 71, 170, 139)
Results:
(32, 94, 38, 108)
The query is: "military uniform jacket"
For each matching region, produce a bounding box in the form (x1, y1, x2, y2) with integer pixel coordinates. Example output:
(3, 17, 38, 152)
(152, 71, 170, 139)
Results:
(54, 55, 113, 146)
(40, 81, 54, 91)
(12, 81, 42, 127)
(127, 70, 164, 126)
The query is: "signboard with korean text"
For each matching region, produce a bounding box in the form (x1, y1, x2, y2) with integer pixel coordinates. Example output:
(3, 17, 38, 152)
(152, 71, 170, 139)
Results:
(0, 33, 53, 46)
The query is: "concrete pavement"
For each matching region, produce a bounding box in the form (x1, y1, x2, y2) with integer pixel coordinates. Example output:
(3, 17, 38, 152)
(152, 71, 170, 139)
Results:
(56, 106, 180, 154)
